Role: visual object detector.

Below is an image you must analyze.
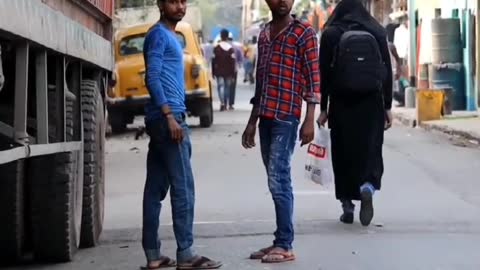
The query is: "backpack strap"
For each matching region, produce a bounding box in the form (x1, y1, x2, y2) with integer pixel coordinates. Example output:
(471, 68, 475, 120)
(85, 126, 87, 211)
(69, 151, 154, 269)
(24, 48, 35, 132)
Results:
(329, 25, 349, 68)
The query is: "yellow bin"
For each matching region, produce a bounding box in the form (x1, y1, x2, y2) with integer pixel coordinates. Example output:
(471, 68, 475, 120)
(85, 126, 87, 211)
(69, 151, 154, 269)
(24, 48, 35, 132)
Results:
(416, 89, 445, 123)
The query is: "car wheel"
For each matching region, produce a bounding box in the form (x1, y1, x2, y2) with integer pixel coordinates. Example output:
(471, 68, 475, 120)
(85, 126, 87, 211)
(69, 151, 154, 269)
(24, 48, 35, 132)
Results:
(199, 100, 213, 128)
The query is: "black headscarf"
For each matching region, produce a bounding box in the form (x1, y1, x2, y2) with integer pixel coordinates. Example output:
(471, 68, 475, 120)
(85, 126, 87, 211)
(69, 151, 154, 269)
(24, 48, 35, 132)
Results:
(325, 0, 386, 41)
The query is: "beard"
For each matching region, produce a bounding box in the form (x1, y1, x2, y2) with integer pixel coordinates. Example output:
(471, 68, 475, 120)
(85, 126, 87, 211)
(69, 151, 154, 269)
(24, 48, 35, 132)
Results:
(163, 12, 185, 23)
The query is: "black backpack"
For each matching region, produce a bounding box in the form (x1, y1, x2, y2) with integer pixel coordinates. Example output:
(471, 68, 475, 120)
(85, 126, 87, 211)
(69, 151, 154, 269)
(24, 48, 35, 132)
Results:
(331, 25, 387, 94)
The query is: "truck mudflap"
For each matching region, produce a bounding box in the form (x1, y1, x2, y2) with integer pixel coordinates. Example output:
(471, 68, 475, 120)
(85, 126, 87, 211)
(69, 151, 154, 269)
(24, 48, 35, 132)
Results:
(0, 45, 4, 92)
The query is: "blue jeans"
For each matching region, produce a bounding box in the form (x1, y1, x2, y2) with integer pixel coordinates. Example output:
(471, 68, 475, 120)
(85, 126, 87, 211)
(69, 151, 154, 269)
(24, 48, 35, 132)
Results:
(142, 113, 196, 263)
(216, 76, 233, 105)
(259, 116, 299, 250)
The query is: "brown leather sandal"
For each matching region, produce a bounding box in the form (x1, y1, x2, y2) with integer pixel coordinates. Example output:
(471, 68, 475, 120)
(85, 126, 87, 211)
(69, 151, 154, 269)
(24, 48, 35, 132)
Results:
(249, 246, 275, 260)
(261, 249, 296, 264)
(141, 256, 176, 269)
(176, 256, 222, 269)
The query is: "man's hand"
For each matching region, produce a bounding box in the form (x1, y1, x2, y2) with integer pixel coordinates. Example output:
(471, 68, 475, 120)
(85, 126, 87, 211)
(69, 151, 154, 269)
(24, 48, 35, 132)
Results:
(317, 111, 328, 127)
(300, 120, 314, 147)
(242, 123, 256, 149)
(167, 115, 184, 143)
(385, 110, 393, 130)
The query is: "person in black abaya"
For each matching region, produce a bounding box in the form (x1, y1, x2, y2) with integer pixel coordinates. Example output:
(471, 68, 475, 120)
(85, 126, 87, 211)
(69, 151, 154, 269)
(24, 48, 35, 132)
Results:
(317, 0, 393, 226)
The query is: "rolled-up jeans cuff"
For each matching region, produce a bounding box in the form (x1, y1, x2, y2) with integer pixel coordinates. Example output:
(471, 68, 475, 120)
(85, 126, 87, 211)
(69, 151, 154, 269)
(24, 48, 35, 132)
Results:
(145, 249, 162, 262)
(177, 247, 196, 263)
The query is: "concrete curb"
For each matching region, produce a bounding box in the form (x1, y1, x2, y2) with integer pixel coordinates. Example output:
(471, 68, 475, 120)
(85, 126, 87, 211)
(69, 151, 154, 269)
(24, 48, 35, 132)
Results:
(393, 112, 417, 128)
(393, 112, 480, 144)
(421, 122, 480, 144)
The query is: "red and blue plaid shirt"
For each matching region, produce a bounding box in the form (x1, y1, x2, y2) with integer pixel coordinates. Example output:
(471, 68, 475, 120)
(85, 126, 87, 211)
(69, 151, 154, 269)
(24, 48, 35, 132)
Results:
(251, 20, 321, 120)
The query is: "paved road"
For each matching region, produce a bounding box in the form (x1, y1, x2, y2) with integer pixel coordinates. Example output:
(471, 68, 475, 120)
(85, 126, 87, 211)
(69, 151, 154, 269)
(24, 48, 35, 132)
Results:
(8, 83, 480, 269)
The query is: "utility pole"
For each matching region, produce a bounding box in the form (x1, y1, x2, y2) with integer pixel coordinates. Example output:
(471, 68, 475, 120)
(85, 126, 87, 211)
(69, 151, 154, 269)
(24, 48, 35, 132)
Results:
(408, 0, 417, 87)
(476, 0, 480, 107)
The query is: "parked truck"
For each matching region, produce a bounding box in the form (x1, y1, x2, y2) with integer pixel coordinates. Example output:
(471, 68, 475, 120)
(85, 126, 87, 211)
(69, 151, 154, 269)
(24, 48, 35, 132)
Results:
(0, 0, 113, 264)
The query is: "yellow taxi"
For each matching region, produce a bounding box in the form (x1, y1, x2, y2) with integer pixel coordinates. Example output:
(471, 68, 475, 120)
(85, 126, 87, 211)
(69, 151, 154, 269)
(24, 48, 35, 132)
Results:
(108, 21, 213, 133)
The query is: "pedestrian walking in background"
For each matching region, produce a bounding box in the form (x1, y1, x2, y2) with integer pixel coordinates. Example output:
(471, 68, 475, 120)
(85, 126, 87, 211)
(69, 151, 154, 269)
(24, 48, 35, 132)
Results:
(228, 37, 244, 110)
(243, 36, 257, 84)
(212, 29, 236, 111)
(391, 15, 410, 106)
(387, 31, 403, 105)
(317, 0, 393, 227)
(141, 0, 222, 269)
(242, 0, 320, 264)
(202, 39, 214, 69)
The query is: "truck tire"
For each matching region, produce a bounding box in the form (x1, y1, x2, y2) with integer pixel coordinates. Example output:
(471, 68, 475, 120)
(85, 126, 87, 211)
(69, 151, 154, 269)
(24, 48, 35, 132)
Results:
(200, 98, 214, 128)
(80, 80, 105, 248)
(0, 160, 25, 264)
(30, 98, 84, 262)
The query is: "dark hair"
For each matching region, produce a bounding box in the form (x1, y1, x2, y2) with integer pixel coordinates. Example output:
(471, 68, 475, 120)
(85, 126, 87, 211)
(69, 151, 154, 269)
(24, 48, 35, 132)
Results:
(220, 29, 230, 40)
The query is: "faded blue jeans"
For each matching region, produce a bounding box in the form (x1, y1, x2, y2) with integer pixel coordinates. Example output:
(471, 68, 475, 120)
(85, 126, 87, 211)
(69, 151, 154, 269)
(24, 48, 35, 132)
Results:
(216, 76, 234, 106)
(142, 113, 196, 263)
(259, 116, 299, 250)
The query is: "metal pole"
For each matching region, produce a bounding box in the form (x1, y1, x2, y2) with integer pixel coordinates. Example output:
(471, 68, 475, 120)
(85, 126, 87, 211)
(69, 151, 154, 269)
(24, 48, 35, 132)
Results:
(55, 56, 66, 142)
(242, 0, 246, 41)
(14, 42, 29, 144)
(465, 8, 477, 111)
(408, 0, 417, 87)
(476, 0, 480, 107)
(35, 50, 49, 144)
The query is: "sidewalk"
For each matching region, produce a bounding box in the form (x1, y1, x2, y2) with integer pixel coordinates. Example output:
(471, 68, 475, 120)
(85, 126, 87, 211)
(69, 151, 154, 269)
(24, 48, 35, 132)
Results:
(393, 107, 480, 144)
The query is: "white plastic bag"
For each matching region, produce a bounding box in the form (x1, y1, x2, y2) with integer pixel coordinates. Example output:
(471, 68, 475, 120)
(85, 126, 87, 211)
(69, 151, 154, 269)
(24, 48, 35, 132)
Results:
(305, 126, 334, 188)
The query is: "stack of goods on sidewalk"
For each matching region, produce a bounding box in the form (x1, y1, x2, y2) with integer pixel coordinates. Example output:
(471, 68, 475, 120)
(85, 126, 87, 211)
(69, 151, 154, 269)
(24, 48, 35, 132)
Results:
(414, 12, 469, 122)
(428, 17, 465, 112)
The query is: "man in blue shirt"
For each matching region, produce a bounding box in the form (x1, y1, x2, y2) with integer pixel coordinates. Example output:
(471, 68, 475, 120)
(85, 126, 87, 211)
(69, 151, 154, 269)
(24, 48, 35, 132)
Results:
(142, 0, 222, 269)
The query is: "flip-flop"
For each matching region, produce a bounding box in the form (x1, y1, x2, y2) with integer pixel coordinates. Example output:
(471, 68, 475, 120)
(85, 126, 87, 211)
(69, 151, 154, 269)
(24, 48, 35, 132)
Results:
(249, 246, 275, 260)
(141, 256, 177, 269)
(176, 256, 222, 269)
(261, 250, 296, 264)
(360, 186, 374, 226)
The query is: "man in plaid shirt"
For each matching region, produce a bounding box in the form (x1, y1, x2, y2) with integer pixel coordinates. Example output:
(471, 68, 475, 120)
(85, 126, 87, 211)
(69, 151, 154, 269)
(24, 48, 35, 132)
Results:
(242, 0, 320, 264)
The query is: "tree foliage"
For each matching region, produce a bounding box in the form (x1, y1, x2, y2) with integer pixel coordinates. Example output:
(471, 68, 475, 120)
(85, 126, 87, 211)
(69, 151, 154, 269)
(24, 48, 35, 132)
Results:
(195, 0, 218, 36)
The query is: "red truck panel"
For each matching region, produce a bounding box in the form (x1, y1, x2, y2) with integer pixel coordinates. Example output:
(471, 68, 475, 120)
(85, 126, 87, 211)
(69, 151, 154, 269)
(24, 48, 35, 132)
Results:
(85, 0, 114, 18)
(42, 0, 114, 40)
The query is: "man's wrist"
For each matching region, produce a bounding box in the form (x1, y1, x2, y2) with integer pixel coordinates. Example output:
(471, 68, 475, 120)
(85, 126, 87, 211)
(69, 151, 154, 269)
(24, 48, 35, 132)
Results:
(304, 106, 316, 122)
(248, 112, 259, 126)
(248, 113, 259, 125)
(303, 117, 315, 125)
(161, 104, 172, 115)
